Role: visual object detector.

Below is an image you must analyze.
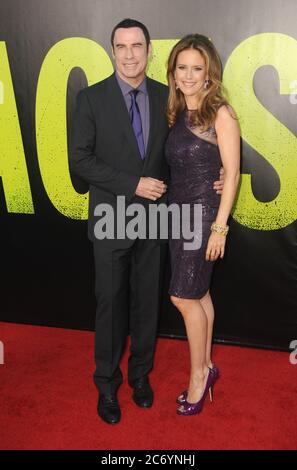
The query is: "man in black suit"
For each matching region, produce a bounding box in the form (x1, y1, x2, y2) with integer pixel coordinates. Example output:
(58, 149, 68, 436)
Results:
(70, 19, 223, 424)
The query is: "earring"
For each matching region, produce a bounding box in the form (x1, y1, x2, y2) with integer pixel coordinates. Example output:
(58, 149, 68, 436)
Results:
(175, 83, 179, 90)
(204, 79, 210, 89)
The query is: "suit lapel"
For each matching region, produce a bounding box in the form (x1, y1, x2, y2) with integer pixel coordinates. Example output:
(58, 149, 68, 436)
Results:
(144, 77, 160, 167)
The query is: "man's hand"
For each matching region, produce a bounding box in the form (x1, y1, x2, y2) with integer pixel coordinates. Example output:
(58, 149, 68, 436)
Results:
(213, 167, 225, 195)
(135, 177, 167, 201)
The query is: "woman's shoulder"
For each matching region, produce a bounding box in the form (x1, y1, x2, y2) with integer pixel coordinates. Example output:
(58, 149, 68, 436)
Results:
(214, 104, 239, 133)
(216, 104, 237, 121)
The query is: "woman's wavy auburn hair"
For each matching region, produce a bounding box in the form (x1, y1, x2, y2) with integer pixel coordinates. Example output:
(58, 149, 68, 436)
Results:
(166, 34, 228, 130)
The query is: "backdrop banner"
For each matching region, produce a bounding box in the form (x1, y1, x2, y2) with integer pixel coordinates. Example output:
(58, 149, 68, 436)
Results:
(0, 0, 296, 350)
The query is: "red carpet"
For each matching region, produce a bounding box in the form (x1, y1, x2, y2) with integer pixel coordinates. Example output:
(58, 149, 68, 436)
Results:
(0, 322, 296, 450)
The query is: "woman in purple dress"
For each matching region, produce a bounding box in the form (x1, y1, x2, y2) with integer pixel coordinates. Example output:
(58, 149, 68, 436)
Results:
(165, 34, 240, 416)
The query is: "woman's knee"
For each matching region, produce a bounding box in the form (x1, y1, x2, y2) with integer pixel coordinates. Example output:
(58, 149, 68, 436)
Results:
(200, 290, 210, 301)
(170, 295, 183, 308)
(170, 295, 193, 312)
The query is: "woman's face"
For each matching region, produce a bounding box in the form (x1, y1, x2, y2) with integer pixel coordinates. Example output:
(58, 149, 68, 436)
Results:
(174, 48, 208, 99)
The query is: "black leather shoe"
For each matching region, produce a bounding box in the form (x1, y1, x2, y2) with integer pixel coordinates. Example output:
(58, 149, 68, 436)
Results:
(97, 393, 121, 424)
(131, 376, 154, 408)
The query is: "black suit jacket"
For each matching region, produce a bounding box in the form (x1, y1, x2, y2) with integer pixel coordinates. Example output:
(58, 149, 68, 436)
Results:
(69, 73, 170, 246)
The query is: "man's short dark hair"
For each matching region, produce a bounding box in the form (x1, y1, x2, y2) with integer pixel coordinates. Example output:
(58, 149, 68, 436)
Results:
(111, 18, 151, 51)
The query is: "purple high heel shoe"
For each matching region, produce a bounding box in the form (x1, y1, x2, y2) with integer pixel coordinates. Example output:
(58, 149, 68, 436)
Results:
(176, 364, 219, 405)
(177, 368, 215, 416)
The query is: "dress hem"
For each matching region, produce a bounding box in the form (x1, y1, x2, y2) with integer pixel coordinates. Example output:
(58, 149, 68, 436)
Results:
(168, 289, 209, 300)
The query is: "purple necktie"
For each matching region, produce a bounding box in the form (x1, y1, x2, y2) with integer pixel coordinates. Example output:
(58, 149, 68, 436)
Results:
(129, 89, 145, 160)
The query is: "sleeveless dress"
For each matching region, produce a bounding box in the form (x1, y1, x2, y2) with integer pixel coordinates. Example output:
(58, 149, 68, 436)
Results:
(165, 109, 222, 299)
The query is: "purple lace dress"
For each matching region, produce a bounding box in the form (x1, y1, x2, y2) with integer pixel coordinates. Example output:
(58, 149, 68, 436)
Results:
(165, 110, 222, 299)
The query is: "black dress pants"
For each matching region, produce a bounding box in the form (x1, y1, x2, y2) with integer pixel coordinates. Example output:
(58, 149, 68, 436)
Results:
(93, 238, 165, 395)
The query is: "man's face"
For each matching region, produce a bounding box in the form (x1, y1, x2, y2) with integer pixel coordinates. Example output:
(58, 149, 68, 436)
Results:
(112, 27, 151, 84)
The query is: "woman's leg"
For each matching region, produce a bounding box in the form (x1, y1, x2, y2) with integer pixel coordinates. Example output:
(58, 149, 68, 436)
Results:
(200, 291, 215, 369)
(170, 296, 209, 404)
